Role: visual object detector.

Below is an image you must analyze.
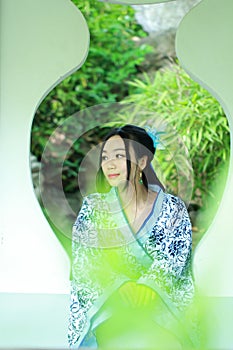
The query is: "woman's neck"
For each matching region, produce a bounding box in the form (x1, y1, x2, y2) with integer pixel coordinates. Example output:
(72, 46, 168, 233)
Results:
(116, 182, 158, 234)
(116, 182, 148, 210)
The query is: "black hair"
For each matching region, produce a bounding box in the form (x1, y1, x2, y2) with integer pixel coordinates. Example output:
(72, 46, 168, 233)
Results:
(96, 124, 164, 193)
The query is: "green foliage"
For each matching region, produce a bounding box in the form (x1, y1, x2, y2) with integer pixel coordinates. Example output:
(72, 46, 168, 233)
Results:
(32, 0, 151, 160)
(31, 0, 152, 198)
(31, 1, 230, 248)
(124, 64, 230, 208)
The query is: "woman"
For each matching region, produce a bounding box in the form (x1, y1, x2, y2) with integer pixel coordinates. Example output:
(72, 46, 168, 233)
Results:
(68, 125, 195, 349)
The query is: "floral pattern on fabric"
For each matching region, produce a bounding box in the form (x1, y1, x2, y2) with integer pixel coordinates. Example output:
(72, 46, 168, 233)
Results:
(68, 190, 194, 348)
(140, 194, 194, 309)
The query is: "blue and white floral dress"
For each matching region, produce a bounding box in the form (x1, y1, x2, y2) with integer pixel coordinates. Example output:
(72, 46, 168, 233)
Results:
(68, 185, 195, 348)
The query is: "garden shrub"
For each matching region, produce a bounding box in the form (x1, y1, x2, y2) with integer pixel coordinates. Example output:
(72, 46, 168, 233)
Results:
(31, 0, 151, 166)
(124, 63, 230, 222)
(31, 2, 230, 248)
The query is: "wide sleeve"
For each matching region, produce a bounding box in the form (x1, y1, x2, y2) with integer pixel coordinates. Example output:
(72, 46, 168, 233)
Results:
(68, 196, 98, 348)
(68, 195, 130, 348)
(137, 194, 195, 311)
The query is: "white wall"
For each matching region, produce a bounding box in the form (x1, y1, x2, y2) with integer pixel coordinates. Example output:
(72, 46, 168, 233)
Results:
(177, 0, 233, 348)
(0, 0, 89, 347)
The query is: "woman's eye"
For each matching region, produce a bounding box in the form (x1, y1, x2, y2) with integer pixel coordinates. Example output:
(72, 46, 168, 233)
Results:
(101, 155, 108, 161)
(116, 154, 125, 159)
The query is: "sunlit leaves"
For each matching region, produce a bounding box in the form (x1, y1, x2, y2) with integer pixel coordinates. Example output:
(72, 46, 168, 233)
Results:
(32, 0, 151, 193)
(125, 64, 230, 208)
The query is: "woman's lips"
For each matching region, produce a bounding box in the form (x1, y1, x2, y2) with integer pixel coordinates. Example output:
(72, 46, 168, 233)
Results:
(108, 174, 120, 179)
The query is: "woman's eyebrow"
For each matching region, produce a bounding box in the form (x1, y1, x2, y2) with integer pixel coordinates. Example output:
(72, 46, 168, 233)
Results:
(102, 148, 126, 153)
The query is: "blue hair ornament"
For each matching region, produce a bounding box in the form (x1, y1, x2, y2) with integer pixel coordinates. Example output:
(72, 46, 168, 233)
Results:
(144, 126, 165, 150)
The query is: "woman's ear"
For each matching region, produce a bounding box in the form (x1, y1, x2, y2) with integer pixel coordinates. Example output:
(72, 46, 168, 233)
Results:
(138, 155, 148, 170)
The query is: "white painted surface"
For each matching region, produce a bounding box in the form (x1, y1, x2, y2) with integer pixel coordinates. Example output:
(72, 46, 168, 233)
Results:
(177, 0, 233, 348)
(0, 0, 89, 347)
(0, 0, 89, 294)
(177, 0, 233, 298)
(0, 293, 70, 348)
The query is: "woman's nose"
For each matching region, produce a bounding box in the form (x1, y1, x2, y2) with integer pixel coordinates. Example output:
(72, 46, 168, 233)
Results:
(107, 158, 116, 169)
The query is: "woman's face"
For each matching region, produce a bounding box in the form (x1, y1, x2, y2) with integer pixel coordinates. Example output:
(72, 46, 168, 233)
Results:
(101, 135, 129, 187)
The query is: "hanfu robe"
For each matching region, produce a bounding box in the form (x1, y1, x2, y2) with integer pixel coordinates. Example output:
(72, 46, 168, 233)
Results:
(68, 185, 196, 348)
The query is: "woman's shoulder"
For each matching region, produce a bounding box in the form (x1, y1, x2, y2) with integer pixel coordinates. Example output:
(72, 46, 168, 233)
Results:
(149, 184, 186, 210)
(163, 192, 186, 206)
(155, 192, 191, 238)
(161, 192, 188, 218)
(83, 191, 104, 202)
(73, 192, 107, 229)
(82, 188, 114, 203)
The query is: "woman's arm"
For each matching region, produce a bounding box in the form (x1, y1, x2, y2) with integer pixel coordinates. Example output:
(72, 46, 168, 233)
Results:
(69, 195, 131, 347)
(137, 194, 194, 310)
